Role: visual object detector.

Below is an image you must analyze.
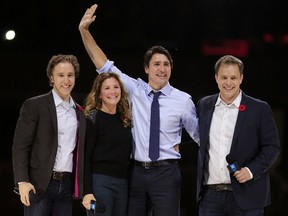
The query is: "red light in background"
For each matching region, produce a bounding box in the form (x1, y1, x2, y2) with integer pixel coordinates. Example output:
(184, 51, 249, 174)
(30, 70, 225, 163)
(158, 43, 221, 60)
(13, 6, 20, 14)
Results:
(280, 34, 288, 44)
(262, 33, 274, 43)
(201, 39, 249, 57)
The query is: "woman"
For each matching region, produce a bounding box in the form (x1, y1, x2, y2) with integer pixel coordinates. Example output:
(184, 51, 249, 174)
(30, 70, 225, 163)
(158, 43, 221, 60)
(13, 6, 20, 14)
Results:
(82, 72, 133, 216)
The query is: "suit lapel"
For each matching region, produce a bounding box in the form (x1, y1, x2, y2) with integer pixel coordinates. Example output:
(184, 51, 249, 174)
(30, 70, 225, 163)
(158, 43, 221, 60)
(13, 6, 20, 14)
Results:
(206, 96, 217, 127)
(230, 93, 249, 153)
(47, 91, 57, 131)
(203, 95, 218, 148)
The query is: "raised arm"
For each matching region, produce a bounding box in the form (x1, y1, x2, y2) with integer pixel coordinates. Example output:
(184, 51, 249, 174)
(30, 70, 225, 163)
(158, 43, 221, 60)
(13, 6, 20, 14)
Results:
(79, 4, 107, 69)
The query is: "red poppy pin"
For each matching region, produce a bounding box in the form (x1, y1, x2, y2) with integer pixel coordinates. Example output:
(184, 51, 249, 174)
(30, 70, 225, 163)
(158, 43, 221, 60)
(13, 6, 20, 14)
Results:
(238, 104, 246, 112)
(77, 104, 84, 111)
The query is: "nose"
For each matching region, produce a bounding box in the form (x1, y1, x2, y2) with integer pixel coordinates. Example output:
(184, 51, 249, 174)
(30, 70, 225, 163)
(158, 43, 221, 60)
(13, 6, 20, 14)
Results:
(109, 88, 117, 94)
(64, 76, 70, 83)
(226, 79, 232, 85)
(159, 64, 165, 72)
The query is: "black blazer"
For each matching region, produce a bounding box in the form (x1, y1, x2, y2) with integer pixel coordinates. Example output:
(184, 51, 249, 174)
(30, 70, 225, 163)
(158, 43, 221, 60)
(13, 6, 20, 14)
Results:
(196, 92, 280, 210)
(12, 91, 86, 199)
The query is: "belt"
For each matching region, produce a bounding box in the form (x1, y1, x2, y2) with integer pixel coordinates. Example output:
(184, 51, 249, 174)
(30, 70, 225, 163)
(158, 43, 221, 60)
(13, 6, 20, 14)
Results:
(206, 184, 233, 191)
(51, 171, 72, 181)
(134, 159, 178, 169)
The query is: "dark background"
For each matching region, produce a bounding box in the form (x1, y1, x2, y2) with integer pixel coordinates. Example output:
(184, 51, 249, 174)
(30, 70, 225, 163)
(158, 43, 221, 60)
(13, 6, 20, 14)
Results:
(1, 0, 287, 215)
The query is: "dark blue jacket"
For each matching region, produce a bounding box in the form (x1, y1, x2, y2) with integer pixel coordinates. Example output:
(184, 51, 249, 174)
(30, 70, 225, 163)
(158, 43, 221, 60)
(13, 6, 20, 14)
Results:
(196, 92, 280, 210)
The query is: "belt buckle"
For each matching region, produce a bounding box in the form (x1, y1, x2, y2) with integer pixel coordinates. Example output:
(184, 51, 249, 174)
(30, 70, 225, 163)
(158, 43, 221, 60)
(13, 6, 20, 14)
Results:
(215, 185, 223, 191)
(52, 171, 57, 179)
(144, 162, 150, 169)
(215, 184, 231, 191)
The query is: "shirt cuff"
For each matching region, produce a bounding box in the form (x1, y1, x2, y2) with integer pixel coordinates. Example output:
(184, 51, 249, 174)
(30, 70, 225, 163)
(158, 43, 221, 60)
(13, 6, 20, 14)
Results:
(18, 181, 26, 185)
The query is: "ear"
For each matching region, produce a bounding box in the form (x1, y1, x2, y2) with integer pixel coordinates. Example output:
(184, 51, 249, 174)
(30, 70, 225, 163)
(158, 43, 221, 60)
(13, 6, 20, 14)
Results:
(240, 74, 244, 84)
(50, 75, 54, 84)
(144, 66, 149, 74)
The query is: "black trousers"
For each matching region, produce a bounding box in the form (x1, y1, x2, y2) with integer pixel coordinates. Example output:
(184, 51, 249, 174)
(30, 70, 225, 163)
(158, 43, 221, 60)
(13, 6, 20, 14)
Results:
(128, 162, 181, 216)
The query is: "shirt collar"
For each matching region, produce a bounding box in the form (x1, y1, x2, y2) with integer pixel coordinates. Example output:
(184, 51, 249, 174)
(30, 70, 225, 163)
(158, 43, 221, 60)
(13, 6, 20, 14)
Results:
(52, 89, 76, 109)
(146, 82, 171, 96)
(216, 90, 242, 108)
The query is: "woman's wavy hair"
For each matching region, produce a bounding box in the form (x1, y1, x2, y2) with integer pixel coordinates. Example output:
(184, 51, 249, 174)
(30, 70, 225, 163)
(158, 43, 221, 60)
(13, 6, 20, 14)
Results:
(84, 72, 132, 128)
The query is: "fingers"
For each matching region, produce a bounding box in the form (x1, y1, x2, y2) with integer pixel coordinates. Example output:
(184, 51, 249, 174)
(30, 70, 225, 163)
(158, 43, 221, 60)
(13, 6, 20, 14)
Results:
(82, 199, 91, 210)
(234, 168, 250, 183)
(82, 194, 96, 210)
(19, 182, 35, 206)
(85, 4, 97, 17)
(90, 4, 98, 14)
(173, 144, 180, 152)
(79, 5, 98, 30)
(22, 192, 31, 206)
(19, 189, 30, 206)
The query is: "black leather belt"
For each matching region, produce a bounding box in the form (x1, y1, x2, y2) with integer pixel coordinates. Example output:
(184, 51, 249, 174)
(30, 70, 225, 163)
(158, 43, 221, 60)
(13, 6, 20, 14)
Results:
(51, 171, 72, 181)
(206, 184, 233, 191)
(134, 159, 178, 169)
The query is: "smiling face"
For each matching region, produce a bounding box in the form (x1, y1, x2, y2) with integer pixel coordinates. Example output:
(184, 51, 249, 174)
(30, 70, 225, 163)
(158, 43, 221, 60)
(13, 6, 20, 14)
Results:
(99, 77, 121, 112)
(145, 53, 171, 91)
(50, 62, 75, 102)
(215, 63, 243, 104)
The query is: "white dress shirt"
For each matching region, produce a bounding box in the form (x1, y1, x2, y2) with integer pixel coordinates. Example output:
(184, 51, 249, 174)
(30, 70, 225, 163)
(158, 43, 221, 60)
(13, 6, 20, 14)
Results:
(52, 89, 78, 173)
(206, 92, 242, 185)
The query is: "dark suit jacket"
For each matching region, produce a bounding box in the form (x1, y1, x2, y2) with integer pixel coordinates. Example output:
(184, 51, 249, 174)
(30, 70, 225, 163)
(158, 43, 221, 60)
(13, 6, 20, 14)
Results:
(12, 91, 86, 199)
(196, 92, 280, 210)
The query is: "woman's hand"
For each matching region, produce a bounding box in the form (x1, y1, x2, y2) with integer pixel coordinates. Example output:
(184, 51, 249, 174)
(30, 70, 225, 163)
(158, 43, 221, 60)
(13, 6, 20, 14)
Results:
(82, 194, 96, 210)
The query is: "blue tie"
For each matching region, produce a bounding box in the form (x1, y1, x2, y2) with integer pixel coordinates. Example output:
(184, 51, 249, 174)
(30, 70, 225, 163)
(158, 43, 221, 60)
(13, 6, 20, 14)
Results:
(149, 91, 161, 161)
